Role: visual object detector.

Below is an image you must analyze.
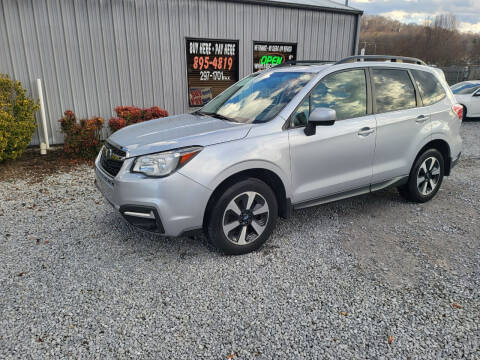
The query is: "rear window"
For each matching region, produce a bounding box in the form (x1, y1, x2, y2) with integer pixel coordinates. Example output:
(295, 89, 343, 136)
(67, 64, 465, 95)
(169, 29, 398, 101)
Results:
(373, 69, 417, 113)
(412, 70, 446, 106)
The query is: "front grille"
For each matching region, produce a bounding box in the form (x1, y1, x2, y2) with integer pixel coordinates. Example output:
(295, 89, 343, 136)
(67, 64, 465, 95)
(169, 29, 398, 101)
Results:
(100, 156, 123, 177)
(100, 142, 126, 177)
(106, 142, 127, 158)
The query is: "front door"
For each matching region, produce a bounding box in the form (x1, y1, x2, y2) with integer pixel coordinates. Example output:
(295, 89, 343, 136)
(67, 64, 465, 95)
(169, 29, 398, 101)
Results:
(288, 69, 376, 204)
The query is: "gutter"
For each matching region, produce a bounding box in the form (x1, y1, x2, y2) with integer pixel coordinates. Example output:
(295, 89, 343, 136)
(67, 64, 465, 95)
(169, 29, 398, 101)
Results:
(224, 0, 364, 15)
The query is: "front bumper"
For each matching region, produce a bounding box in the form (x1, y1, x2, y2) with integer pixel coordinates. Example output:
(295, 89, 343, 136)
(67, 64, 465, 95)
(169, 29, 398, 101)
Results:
(94, 156, 212, 236)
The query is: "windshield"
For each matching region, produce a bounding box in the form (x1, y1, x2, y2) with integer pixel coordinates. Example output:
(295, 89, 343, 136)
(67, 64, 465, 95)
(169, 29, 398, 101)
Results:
(451, 83, 480, 95)
(198, 71, 315, 123)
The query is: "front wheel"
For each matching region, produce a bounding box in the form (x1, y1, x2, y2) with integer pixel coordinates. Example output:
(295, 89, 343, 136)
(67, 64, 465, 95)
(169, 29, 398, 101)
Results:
(398, 148, 444, 203)
(206, 178, 278, 255)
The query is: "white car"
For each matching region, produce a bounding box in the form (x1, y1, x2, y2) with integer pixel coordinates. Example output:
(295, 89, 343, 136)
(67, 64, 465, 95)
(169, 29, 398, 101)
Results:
(451, 81, 480, 119)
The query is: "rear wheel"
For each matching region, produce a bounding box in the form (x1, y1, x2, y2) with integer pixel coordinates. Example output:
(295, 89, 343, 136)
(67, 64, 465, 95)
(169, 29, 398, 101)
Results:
(398, 148, 444, 203)
(206, 178, 277, 255)
(463, 105, 467, 121)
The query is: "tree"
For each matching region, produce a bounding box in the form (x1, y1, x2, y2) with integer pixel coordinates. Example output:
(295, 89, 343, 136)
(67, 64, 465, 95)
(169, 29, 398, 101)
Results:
(359, 14, 475, 66)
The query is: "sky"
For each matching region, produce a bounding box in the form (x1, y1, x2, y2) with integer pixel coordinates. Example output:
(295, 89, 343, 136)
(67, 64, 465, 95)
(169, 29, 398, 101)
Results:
(338, 0, 480, 33)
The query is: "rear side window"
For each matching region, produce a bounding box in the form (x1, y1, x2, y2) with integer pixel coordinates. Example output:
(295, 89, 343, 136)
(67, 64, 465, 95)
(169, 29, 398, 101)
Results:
(373, 69, 416, 113)
(412, 70, 446, 106)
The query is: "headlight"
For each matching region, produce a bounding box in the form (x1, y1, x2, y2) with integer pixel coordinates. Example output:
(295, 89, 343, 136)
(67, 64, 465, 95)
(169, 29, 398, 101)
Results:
(132, 146, 202, 177)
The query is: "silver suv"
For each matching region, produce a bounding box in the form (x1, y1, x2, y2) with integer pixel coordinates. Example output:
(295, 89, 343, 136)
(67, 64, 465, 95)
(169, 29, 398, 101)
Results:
(95, 55, 463, 255)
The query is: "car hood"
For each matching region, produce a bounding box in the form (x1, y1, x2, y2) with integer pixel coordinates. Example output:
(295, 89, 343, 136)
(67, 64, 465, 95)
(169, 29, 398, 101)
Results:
(107, 113, 252, 158)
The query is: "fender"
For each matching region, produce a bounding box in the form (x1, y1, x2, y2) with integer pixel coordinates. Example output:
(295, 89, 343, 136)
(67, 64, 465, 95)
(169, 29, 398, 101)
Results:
(412, 134, 449, 160)
(429, 132, 451, 145)
(207, 159, 293, 198)
(412, 134, 453, 173)
(178, 126, 293, 198)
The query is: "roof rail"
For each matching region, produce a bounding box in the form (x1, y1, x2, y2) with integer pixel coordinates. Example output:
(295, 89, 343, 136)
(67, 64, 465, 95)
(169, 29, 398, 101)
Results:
(335, 55, 426, 66)
(276, 60, 334, 68)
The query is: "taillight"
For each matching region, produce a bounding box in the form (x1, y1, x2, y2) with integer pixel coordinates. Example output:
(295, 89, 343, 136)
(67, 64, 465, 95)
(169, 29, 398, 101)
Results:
(452, 104, 463, 120)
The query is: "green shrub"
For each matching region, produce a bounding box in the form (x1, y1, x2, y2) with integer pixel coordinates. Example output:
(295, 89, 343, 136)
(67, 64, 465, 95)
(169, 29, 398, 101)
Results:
(59, 110, 104, 159)
(0, 74, 39, 161)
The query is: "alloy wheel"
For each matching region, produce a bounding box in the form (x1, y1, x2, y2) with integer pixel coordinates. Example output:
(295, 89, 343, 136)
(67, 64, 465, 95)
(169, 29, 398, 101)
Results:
(417, 156, 441, 196)
(222, 191, 270, 245)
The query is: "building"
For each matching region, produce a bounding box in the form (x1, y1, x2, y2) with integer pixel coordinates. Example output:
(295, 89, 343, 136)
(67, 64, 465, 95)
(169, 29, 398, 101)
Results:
(0, 0, 362, 145)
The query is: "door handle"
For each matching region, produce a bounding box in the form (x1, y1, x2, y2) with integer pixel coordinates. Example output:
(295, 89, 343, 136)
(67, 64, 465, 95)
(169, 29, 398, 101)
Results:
(416, 115, 428, 123)
(358, 127, 375, 136)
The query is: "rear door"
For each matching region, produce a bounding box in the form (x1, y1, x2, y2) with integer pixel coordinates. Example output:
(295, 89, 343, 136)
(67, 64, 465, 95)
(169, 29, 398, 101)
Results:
(371, 67, 429, 184)
(288, 68, 376, 204)
(411, 68, 452, 136)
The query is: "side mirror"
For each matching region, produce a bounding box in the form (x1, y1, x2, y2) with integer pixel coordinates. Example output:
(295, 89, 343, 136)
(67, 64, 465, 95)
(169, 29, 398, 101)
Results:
(304, 107, 336, 136)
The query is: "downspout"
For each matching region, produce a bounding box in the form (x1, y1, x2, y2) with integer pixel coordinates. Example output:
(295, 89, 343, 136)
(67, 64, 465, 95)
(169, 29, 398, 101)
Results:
(352, 13, 362, 55)
(36, 78, 50, 151)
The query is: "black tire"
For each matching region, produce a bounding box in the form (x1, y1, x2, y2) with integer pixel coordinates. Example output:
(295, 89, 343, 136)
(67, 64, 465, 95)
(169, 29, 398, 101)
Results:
(398, 148, 444, 203)
(463, 105, 467, 121)
(206, 178, 278, 255)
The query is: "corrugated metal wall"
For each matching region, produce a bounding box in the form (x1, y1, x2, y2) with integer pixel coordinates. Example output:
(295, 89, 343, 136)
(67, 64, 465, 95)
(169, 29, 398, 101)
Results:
(0, 0, 359, 145)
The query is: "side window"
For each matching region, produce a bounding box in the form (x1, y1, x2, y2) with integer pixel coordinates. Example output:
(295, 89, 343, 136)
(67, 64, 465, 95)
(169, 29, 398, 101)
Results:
(291, 69, 367, 126)
(291, 98, 310, 127)
(311, 69, 367, 121)
(411, 69, 446, 106)
(372, 69, 416, 113)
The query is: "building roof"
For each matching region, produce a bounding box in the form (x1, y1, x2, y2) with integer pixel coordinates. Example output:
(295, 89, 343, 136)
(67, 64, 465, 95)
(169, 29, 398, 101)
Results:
(234, 0, 363, 15)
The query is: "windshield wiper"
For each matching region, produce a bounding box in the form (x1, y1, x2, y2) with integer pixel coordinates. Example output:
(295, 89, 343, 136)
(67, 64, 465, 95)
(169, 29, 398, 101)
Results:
(195, 111, 238, 123)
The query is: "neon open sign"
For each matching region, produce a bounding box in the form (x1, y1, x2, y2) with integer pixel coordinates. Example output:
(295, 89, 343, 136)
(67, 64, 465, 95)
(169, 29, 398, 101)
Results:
(253, 42, 297, 72)
(260, 54, 284, 65)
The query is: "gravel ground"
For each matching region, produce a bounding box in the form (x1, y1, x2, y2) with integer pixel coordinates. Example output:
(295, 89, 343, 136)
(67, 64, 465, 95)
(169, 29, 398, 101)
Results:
(1, 122, 479, 359)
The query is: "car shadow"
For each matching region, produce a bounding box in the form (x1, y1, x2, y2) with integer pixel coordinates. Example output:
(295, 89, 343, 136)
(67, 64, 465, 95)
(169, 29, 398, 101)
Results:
(100, 185, 405, 259)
